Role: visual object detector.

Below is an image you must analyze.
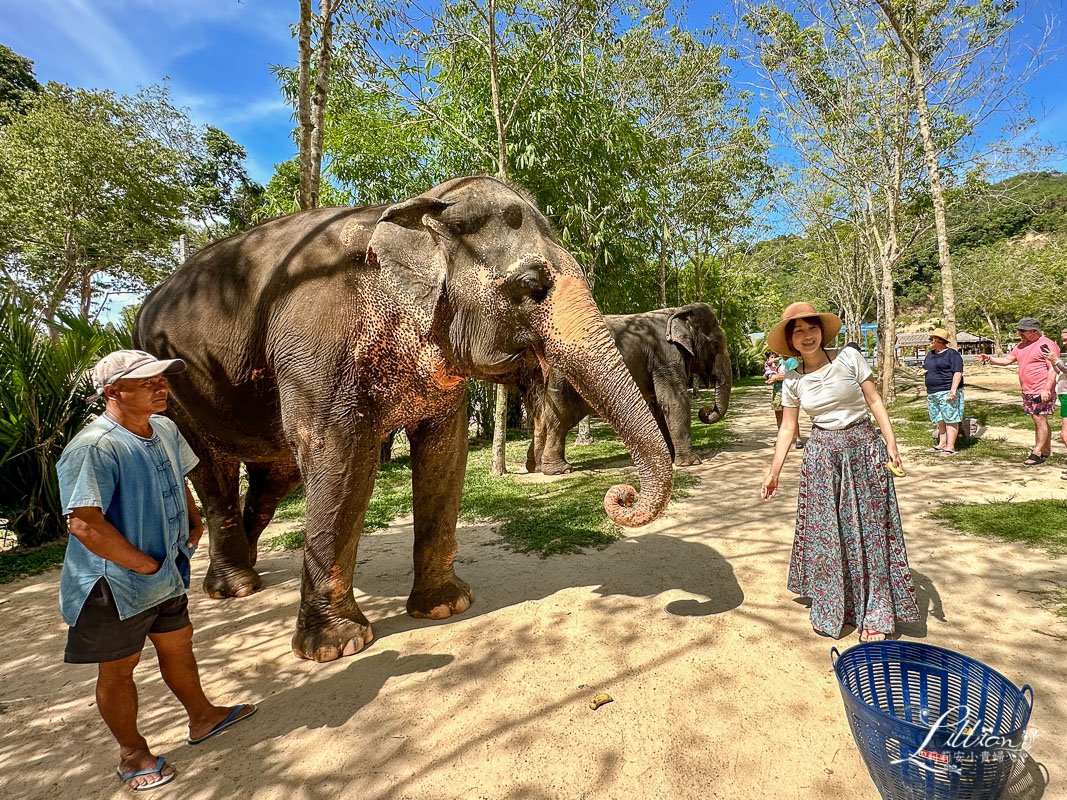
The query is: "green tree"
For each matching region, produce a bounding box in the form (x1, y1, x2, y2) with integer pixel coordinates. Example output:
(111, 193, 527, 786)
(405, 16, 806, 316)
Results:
(0, 44, 41, 123)
(189, 126, 265, 237)
(0, 83, 187, 322)
(0, 300, 127, 546)
(955, 234, 1067, 353)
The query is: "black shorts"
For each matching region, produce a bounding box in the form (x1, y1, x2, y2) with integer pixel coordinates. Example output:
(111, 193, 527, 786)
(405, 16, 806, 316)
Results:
(65, 579, 191, 664)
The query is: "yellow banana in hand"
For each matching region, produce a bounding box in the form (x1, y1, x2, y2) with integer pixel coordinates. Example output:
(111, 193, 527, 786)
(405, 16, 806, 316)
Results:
(886, 461, 905, 478)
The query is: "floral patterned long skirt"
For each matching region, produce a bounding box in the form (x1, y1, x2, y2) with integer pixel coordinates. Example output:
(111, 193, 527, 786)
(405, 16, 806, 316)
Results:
(788, 419, 920, 637)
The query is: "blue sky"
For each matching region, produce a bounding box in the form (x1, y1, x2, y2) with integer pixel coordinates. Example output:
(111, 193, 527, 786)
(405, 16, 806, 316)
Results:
(2, 0, 1065, 185)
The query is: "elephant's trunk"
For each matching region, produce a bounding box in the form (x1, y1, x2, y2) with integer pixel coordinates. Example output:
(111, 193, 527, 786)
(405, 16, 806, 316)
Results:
(698, 351, 732, 425)
(536, 274, 673, 527)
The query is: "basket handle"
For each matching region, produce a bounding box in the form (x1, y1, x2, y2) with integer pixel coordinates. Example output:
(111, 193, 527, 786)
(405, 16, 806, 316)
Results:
(830, 647, 840, 667)
(1021, 684, 1034, 710)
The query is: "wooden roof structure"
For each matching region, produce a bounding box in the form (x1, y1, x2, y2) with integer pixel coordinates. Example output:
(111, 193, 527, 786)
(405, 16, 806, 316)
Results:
(894, 331, 992, 348)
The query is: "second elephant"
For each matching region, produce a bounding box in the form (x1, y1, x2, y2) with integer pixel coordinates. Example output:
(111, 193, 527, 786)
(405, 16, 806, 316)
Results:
(526, 303, 732, 474)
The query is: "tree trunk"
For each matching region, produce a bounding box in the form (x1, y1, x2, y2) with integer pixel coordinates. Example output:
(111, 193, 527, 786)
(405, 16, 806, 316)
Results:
(43, 229, 80, 334)
(983, 309, 1003, 355)
(297, 0, 314, 210)
(658, 217, 668, 308)
(879, 253, 897, 403)
(877, 0, 957, 348)
(308, 0, 337, 209)
(575, 416, 593, 446)
(487, 0, 510, 477)
(380, 429, 397, 464)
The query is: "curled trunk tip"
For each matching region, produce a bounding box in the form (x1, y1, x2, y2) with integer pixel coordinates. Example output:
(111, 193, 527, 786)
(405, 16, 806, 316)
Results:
(604, 483, 663, 528)
(698, 406, 721, 424)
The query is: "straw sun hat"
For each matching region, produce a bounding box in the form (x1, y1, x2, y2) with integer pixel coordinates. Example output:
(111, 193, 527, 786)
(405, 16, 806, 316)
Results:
(766, 302, 842, 356)
(928, 328, 950, 343)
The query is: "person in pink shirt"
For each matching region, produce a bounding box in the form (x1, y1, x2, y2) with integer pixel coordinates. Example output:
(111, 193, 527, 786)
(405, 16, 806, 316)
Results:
(978, 317, 1060, 465)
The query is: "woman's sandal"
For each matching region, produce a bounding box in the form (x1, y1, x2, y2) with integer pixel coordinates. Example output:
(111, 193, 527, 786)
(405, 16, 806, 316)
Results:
(1023, 452, 1048, 466)
(860, 629, 888, 643)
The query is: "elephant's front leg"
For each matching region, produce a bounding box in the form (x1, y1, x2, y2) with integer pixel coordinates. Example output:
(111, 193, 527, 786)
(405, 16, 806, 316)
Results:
(406, 403, 474, 619)
(655, 375, 701, 466)
(290, 431, 380, 662)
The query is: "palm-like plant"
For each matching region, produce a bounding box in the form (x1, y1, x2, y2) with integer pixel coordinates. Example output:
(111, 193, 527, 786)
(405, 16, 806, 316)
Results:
(0, 302, 127, 547)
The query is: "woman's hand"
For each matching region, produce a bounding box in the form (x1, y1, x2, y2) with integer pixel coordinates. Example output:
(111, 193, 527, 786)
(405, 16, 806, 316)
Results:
(760, 471, 779, 500)
(886, 442, 903, 471)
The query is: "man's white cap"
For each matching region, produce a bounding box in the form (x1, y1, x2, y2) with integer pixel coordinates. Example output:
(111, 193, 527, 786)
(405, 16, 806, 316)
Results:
(91, 349, 186, 396)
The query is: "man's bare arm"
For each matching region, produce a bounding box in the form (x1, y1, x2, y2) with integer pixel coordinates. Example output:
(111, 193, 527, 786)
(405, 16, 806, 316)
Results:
(68, 508, 160, 574)
(185, 483, 205, 548)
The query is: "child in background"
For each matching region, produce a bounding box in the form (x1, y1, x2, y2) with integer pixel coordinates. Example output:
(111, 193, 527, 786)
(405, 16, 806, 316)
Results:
(766, 351, 803, 449)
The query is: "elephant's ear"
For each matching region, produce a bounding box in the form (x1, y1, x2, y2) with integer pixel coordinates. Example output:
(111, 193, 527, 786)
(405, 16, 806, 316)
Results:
(667, 309, 697, 356)
(367, 197, 456, 337)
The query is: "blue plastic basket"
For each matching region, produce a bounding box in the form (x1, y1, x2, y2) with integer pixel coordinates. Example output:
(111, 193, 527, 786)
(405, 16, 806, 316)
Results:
(831, 641, 1033, 800)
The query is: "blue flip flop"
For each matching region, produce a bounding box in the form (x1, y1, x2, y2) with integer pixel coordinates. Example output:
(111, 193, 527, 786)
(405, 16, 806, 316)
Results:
(188, 703, 257, 745)
(117, 755, 175, 791)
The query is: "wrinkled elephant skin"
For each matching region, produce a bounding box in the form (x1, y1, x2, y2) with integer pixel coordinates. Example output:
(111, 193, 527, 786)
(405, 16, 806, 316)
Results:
(525, 303, 732, 473)
(135, 177, 673, 662)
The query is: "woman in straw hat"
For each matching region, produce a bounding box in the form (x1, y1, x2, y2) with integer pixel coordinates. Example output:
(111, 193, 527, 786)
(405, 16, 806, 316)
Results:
(923, 328, 964, 455)
(760, 302, 919, 642)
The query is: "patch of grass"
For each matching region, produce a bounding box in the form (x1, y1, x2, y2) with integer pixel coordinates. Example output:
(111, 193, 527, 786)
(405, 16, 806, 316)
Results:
(0, 540, 67, 583)
(889, 396, 1035, 431)
(933, 499, 1067, 557)
(263, 401, 727, 557)
(887, 396, 1031, 464)
(261, 528, 306, 551)
(891, 418, 1022, 463)
(965, 399, 1033, 430)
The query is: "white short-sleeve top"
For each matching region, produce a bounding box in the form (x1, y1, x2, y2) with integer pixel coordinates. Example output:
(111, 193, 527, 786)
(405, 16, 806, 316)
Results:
(781, 347, 873, 430)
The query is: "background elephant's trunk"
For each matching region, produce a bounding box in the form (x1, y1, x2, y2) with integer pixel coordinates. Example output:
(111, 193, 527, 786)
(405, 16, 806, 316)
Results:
(698, 351, 732, 425)
(536, 274, 673, 527)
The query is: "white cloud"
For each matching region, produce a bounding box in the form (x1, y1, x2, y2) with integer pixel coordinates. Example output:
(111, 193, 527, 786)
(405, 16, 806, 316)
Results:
(37, 0, 156, 88)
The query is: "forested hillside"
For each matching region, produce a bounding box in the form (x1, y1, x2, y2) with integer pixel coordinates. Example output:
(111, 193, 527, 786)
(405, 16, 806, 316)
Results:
(755, 171, 1067, 350)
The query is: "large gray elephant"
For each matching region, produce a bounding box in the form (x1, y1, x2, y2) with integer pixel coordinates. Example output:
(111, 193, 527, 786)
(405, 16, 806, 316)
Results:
(525, 303, 732, 474)
(134, 176, 673, 662)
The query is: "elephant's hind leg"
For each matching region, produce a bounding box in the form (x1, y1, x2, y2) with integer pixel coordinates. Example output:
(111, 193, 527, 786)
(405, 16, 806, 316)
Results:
(406, 404, 473, 619)
(190, 455, 262, 599)
(243, 460, 302, 567)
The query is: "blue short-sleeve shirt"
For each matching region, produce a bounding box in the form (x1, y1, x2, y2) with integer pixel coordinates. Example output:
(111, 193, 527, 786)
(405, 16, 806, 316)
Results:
(56, 414, 199, 625)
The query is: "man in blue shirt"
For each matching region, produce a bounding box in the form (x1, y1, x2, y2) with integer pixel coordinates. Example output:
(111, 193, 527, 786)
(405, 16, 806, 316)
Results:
(923, 329, 965, 455)
(58, 350, 256, 791)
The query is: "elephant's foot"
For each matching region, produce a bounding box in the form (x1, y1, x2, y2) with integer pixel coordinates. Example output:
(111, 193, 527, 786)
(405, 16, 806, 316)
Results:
(541, 460, 573, 475)
(525, 455, 542, 473)
(203, 562, 262, 599)
(673, 453, 702, 467)
(407, 574, 474, 620)
(291, 613, 374, 662)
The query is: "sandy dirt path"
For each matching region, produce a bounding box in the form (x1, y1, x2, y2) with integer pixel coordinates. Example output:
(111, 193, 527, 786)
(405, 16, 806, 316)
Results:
(2, 386, 1063, 799)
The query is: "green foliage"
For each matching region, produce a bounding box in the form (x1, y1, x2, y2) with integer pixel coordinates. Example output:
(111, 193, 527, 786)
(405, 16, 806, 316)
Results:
(934, 499, 1067, 557)
(0, 44, 41, 123)
(0, 300, 126, 546)
(256, 157, 351, 219)
(0, 83, 188, 320)
(268, 0, 770, 320)
(187, 126, 265, 238)
(0, 541, 66, 583)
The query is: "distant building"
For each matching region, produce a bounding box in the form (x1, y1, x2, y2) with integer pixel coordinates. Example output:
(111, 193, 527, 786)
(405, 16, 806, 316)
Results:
(895, 331, 994, 365)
